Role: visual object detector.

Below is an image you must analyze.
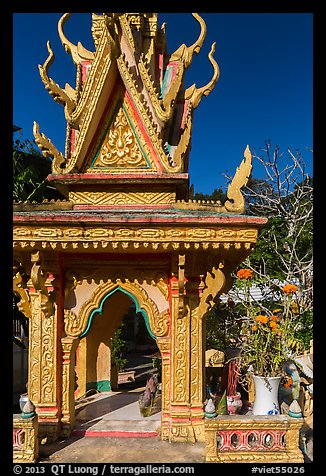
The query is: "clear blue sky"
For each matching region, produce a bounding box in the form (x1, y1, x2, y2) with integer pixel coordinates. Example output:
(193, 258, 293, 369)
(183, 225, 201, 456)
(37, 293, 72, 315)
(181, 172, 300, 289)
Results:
(13, 13, 313, 195)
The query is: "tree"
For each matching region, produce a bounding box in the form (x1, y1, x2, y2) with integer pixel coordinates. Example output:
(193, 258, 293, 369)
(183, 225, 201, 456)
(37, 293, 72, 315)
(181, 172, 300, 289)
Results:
(242, 141, 313, 314)
(204, 141, 313, 350)
(13, 131, 63, 202)
(13, 130, 64, 346)
(191, 185, 227, 204)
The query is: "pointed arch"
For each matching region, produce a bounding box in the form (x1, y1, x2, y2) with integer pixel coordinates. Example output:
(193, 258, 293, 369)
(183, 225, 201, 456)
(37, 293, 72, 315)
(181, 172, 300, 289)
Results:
(64, 279, 169, 339)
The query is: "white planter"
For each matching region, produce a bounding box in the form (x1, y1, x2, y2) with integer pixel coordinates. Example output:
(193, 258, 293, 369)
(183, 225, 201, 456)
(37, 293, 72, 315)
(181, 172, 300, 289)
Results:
(252, 376, 281, 415)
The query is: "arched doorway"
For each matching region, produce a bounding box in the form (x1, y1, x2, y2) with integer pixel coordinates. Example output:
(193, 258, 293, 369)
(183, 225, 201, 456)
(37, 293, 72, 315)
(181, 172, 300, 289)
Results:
(75, 287, 159, 397)
(62, 280, 169, 437)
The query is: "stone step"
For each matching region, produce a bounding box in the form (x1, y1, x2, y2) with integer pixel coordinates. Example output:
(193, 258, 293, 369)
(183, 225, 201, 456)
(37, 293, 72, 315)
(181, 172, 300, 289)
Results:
(73, 418, 161, 437)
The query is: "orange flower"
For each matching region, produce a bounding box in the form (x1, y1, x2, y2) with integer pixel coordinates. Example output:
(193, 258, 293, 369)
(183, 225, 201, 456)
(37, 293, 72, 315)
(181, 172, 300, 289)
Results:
(237, 268, 253, 280)
(269, 321, 278, 330)
(283, 284, 298, 295)
(284, 377, 293, 388)
(270, 315, 278, 322)
(252, 325, 258, 331)
(255, 315, 268, 324)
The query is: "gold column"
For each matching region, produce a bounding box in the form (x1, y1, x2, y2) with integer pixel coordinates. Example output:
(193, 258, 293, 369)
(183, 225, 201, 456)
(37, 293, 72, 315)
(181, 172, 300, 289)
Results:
(169, 256, 195, 442)
(189, 279, 206, 442)
(156, 336, 171, 440)
(27, 251, 61, 441)
(61, 336, 80, 437)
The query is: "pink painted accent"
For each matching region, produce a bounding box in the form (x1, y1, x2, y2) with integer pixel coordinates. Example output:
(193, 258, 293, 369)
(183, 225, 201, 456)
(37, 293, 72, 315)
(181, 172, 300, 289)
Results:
(73, 204, 172, 211)
(181, 101, 189, 130)
(47, 172, 188, 181)
(125, 90, 163, 173)
(13, 429, 24, 449)
(171, 418, 191, 422)
(72, 429, 158, 438)
(217, 429, 286, 452)
(169, 62, 179, 82)
(37, 406, 58, 412)
(83, 80, 120, 165)
(81, 60, 92, 84)
(14, 213, 268, 226)
(158, 52, 164, 85)
(70, 128, 77, 154)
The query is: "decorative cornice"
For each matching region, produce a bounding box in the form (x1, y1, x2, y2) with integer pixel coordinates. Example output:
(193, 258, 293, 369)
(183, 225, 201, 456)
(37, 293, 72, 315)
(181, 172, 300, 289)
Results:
(13, 224, 260, 253)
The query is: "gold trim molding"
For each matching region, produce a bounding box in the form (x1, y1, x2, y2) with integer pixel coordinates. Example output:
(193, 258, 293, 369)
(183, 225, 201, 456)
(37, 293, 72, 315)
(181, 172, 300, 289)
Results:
(13, 226, 258, 244)
(68, 191, 176, 205)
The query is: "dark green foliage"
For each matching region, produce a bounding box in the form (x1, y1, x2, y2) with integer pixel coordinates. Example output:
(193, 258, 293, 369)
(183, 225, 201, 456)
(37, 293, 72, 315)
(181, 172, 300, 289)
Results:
(206, 303, 243, 351)
(111, 324, 128, 372)
(192, 187, 227, 203)
(13, 134, 64, 202)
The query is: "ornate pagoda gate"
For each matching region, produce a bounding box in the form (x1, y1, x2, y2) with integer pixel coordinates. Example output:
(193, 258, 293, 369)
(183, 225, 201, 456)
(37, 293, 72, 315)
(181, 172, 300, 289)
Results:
(13, 13, 266, 443)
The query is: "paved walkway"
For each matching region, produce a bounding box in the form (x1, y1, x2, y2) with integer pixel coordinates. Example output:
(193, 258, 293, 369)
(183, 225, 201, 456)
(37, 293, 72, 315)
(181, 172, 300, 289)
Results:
(38, 386, 207, 463)
(74, 389, 161, 436)
(39, 436, 206, 464)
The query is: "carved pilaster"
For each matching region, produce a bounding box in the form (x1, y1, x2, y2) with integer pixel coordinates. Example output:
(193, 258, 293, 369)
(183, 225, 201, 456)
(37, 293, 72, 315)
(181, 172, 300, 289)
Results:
(27, 251, 61, 441)
(170, 275, 190, 407)
(157, 336, 171, 440)
(169, 266, 193, 442)
(61, 336, 80, 437)
(169, 262, 230, 442)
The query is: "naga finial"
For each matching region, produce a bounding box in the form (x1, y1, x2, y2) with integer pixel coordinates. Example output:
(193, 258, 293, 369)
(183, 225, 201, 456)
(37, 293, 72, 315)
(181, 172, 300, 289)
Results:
(224, 145, 253, 214)
(184, 42, 220, 109)
(58, 13, 94, 64)
(33, 122, 67, 174)
(38, 41, 76, 119)
(169, 13, 206, 68)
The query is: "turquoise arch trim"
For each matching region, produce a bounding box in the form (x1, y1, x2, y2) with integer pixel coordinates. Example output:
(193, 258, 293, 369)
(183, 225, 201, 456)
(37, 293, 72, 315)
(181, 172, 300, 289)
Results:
(79, 286, 156, 340)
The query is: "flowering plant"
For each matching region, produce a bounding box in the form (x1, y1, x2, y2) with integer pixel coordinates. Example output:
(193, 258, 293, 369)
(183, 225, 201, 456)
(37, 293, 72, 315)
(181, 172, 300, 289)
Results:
(235, 269, 303, 378)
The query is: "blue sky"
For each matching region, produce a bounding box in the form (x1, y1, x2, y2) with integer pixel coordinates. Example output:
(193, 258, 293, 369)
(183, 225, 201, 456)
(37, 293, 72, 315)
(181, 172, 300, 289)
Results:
(13, 13, 313, 195)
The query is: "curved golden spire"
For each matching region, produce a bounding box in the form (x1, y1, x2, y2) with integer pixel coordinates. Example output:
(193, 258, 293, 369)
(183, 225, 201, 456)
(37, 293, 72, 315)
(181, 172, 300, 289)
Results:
(224, 145, 253, 214)
(33, 122, 67, 174)
(184, 42, 220, 109)
(38, 41, 76, 119)
(58, 13, 94, 64)
(169, 13, 206, 68)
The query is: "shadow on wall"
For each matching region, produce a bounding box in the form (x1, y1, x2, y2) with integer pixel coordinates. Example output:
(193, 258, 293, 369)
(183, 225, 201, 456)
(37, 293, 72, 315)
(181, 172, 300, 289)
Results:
(76, 291, 133, 397)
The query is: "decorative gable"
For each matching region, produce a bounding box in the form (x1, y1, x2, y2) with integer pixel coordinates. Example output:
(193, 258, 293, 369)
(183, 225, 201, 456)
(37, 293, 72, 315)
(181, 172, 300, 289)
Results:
(86, 97, 156, 172)
(31, 13, 250, 212)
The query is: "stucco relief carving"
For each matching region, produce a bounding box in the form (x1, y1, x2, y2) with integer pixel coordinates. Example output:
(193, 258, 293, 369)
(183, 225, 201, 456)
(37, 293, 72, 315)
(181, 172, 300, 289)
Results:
(64, 278, 169, 338)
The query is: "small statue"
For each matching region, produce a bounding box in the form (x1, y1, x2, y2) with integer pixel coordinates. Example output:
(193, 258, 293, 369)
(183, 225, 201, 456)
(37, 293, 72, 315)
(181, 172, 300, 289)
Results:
(288, 399, 303, 418)
(21, 399, 36, 419)
(204, 398, 217, 418)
